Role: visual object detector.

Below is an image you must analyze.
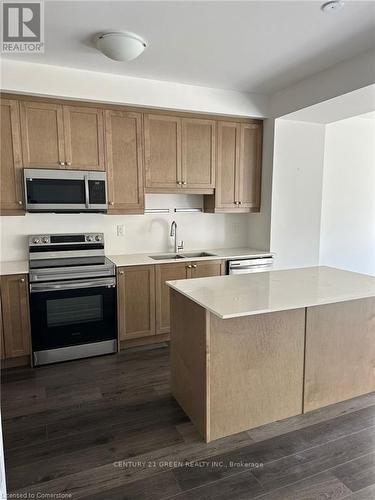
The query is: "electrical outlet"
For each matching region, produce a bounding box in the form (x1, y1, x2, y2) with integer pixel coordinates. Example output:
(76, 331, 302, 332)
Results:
(116, 224, 125, 237)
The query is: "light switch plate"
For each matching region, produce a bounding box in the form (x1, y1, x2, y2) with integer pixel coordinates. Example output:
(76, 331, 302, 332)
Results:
(116, 224, 125, 237)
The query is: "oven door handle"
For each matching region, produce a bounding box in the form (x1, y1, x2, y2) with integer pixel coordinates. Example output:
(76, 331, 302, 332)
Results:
(30, 277, 116, 293)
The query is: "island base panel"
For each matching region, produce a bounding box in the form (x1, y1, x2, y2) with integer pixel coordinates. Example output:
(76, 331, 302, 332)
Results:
(208, 310, 305, 441)
(170, 289, 209, 440)
(304, 297, 375, 413)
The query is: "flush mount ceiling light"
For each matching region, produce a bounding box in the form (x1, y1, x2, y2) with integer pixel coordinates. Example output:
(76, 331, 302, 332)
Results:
(321, 1, 344, 13)
(96, 32, 147, 62)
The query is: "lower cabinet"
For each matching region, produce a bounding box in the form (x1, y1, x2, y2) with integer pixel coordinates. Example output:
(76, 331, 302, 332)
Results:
(117, 265, 156, 341)
(0, 274, 31, 360)
(156, 260, 225, 336)
(155, 262, 189, 335)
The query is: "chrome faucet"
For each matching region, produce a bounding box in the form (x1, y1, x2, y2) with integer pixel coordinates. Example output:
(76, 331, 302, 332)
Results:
(170, 221, 184, 253)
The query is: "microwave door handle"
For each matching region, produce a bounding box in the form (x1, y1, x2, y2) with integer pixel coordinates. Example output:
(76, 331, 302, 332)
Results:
(84, 175, 90, 209)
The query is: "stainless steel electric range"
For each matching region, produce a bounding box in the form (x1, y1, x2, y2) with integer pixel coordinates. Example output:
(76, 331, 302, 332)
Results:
(28, 233, 117, 366)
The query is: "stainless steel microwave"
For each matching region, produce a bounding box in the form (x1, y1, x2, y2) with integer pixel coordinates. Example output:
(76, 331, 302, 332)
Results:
(24, 169, 108, 213)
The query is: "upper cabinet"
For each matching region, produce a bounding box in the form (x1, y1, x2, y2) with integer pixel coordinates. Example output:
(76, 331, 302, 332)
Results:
(20, 101, 65, 168)
(144, 114, 181, 190)
(20, 101, 105, 170)
(0, 99, 24, 215)
(181, 118, 215, 190)
(63, 106, 104, 170)
(238, 123, 262, 210)
(204, 121, 262, 213)
(144, 114, 215, 193)
(105, 110, 144, 214)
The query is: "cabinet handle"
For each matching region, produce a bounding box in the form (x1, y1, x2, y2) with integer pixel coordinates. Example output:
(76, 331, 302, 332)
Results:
(177, 181, 182, 186)
(59, 161, 65, 166)
(186, 265, 192, 269)
(65, 161, 72, 166)
(18, 201, 23, 205)
(109, 201, 114, 206)
(238, 201, 242, 205)
(20, 278, 25, 283)
(192, 264, 197, 269)
(182, 181, 187, 185)
(119, 270, 124, 275)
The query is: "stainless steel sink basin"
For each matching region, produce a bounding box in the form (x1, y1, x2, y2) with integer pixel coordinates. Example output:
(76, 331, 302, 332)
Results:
(149, 254, 186, 260)
(180, 252, 218, 258)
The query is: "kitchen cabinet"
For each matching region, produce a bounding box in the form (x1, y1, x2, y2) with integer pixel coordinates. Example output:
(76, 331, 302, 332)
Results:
(156, 259, 225, 335)
(1, 274, 31, 359)
(204, 121, 262, 213)
(156, 262, 188, 335)
(181, 118, 215, 190)
(20, 100, 66, 168)
(63, 106, 105, 170)
(105, 110, 144, 214)
(187, 260, 225, 278)
(117, 266, 155, 340)
(144, 114, 181, 190)
(20, 100, 105, 170)
(0, 99, 24, 215)
(0, 295, 4, 360)
(144, 114, 215, 193)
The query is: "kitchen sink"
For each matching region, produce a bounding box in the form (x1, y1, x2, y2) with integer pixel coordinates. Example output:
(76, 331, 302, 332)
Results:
(149, 254, 186, 260)
(180, 252, 218, 258)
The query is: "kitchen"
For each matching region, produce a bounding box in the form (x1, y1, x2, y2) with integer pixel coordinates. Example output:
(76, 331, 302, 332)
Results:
(1, 1, 375, 499)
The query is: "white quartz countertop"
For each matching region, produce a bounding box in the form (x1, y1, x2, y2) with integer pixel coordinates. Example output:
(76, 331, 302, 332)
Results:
(166, 266, 375, 319)
(107, 248, 272, 267)
(0, 260, 29, 276)
(0, 248, 271, 276)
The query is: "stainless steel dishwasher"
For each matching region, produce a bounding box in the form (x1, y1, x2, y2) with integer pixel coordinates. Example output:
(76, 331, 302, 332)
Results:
(228, 255, 274, 274)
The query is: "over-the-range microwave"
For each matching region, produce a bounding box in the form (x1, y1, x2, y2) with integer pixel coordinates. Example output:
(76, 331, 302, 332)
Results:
(24, 169, 108, 213)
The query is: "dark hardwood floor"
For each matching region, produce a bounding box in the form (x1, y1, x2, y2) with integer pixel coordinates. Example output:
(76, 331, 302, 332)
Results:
(1, 345, 375, 499)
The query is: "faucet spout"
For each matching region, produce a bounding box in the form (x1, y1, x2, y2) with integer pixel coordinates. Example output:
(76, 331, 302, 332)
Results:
(169, 221, 183, 253)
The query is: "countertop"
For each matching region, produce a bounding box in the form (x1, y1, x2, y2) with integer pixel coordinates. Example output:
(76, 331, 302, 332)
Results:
(0, 260, 29, 276)
(107, 247, 273, 267)
(166, 266, 375, 319)
(0, 248, 272, 276)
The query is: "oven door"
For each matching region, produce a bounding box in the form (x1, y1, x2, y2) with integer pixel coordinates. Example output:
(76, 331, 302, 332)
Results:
(29, 277, 117, 353)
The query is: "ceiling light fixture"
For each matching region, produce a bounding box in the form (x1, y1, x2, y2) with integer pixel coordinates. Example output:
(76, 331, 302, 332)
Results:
(321, 1, 344, 13)
(96, 32, 147, 62)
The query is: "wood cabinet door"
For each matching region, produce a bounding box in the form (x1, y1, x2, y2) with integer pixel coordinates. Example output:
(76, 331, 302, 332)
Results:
(20, 101, 65, 168)
(1, 274, 31, 359)
(144, 114, 182, 190)
(105, 110, 144, 214)
(117, 266, 155, 340)
(63, 106, 105, 170)
(155, 262, 189, 335)
(0, 295, 5, 360)
(215, 121, 240, 209)
(190, 260, 225, 278)
(1, 99, 24, 214)
(181, 118, 215, 191)
(238, 123, 262, 210)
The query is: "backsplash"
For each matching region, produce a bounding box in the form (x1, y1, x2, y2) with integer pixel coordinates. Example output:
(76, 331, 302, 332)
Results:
(0, 195, 249, 261)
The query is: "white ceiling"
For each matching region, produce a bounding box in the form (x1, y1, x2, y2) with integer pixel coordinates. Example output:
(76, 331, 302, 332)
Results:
(3, 1, 375, 94)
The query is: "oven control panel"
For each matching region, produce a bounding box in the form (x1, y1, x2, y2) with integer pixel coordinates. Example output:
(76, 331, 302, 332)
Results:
(29, 233, 104, 246)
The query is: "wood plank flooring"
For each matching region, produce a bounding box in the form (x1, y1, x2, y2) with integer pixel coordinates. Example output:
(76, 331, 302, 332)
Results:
(1, 344, 375, 499)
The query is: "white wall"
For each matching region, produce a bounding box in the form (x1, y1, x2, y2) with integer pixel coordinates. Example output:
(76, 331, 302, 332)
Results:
(0, 195, 249, 262)
(0, 60, 268, 118)
(320, 116, 375, 276)
(270, 120, 325, 269)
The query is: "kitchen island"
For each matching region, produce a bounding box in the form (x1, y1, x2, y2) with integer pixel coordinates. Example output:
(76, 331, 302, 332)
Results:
(167, 266, 375, 442)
